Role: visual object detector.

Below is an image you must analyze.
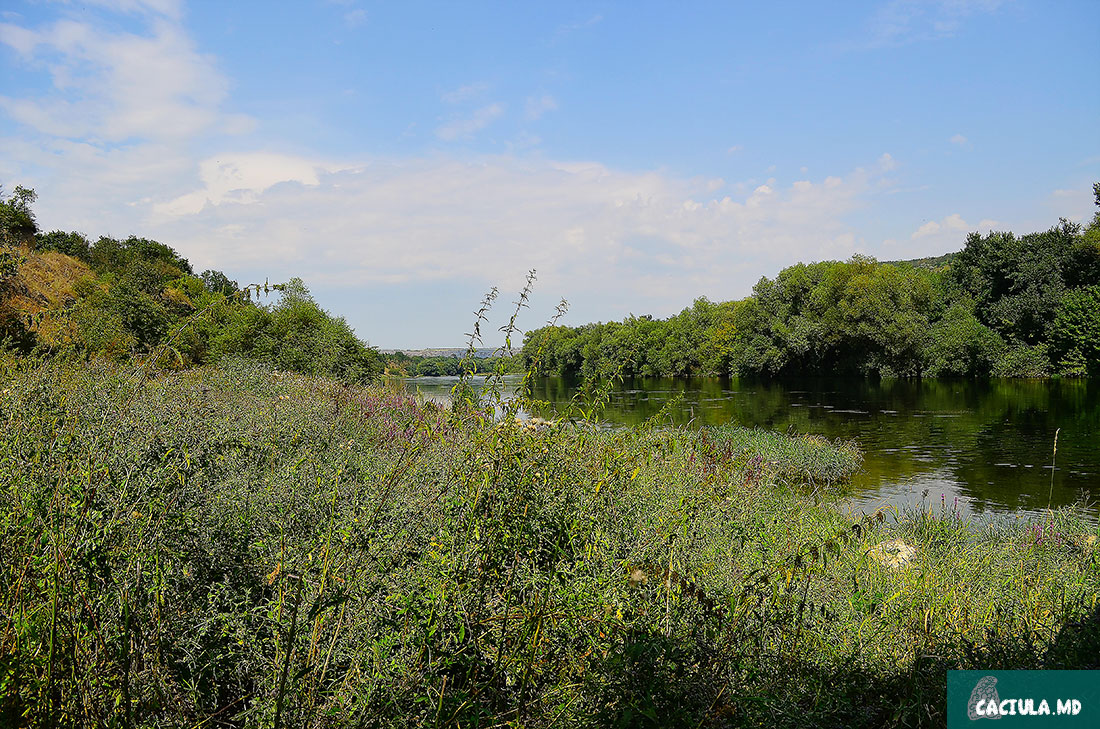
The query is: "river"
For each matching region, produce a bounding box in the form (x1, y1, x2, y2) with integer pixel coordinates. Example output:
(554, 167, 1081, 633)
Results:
(400, 374, 1099, 520)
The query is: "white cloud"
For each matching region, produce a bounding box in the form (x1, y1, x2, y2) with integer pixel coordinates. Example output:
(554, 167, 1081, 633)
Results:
(506, 131, 542, 151)
(344, 9, 367, 28)
(911, 213, 970, 240)
(950, 134, 968, 145)
(878, 153, 897, 171)
(0, 14, 249, 142)
(524, 94, 557, 121)
(857, 0, 1003, 49)
(906, 212, 1000, 256)
(1050, 186, 1095, 224)
(436, 103, 505, 140)
(153, 153, 352, 216)
(911, 221, 940, 238)
(0, 133, 197, 236)
(0, 22, 37, 54)
(727, 145, 743, 154)
(0, 7, 256, 238)
(80, 0, 183, 20)
(441, 83, 488, 104)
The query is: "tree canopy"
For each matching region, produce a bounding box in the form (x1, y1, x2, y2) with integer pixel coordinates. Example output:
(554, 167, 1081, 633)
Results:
(523, 188, 1100, 379)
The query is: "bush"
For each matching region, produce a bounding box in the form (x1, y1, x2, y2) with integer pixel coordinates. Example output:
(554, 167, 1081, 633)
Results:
(993, 343, 1051, 378)
(924, 303, 1004, 377)
(207, 278, 381, 382)
(33, 230, 91, 260)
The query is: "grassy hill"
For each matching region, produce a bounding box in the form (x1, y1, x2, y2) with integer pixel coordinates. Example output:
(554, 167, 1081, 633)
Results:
(0, 245, 94, 346)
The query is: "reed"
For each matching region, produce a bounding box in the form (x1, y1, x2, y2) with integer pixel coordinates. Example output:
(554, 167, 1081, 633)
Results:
(1048, 427, 1060, 509)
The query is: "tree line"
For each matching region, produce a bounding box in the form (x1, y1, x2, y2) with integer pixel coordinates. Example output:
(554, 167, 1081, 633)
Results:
(0, 186, 382, 382)
(383, 351, 522, 377)
(522, 185, 1100, 379)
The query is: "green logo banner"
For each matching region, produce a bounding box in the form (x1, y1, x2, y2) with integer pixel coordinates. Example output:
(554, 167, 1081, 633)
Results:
(948, 671, 1100, 727)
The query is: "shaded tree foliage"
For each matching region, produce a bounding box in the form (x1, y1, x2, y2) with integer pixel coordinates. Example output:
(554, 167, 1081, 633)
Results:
(948, 222, 1092, 345)
(208, 278, 381, 382)
(200, 269, 239, 296)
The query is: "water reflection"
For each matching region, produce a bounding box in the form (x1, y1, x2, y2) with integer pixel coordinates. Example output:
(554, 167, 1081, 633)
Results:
(395, 375, 1099, 519)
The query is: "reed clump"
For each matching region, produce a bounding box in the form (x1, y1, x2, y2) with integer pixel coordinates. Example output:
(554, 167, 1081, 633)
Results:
(0, 353, 1096, 727)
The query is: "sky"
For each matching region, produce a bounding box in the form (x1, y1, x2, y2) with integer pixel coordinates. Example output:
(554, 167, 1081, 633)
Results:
(1, 0, 1098, 348)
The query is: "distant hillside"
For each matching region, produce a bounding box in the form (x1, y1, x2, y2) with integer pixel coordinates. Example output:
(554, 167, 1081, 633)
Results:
(380, 347, 500, 359)
(880, 252, 959, 272)
(884, 251, 957, 272)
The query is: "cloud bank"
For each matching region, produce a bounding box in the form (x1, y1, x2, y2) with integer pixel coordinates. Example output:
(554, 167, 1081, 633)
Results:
(146, 155, 885, 313)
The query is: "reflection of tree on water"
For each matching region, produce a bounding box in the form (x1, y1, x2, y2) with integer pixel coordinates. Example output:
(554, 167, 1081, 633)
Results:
(523, 376, 1099, 516)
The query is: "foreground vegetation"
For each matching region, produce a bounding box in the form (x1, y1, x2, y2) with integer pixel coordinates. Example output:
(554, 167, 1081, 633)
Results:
(522, 184, 1100, 379)
(1, 355, 1096, 727)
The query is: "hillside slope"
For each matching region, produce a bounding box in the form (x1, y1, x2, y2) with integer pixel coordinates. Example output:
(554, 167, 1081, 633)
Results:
(1, 245, 94, 347)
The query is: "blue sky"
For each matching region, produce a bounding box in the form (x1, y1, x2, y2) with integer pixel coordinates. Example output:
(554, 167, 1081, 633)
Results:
(1, 0, 1097, 348)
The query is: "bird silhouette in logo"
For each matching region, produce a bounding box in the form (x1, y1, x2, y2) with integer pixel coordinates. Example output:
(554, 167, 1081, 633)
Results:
(968, 676, 1001, 720)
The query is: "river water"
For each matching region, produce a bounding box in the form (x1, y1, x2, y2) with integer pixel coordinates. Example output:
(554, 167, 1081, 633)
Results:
(400, 375, 1099, 520)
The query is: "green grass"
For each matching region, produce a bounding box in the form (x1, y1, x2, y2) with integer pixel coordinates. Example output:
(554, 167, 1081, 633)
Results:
(708, 424, 862, 486)
(0, 355, 1096, 728)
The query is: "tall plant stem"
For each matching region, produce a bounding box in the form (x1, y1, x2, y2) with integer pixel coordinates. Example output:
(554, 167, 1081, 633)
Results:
(275, 575, 304, 729)
(1047, 427, 1060, 510)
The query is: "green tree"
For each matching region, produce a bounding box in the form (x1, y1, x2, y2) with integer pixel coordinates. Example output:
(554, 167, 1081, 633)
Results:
(89, 235, 193, 276)
(950, 222, 1083, 345)
(0, 186, 38, 246)
(0, 186, 37, 349)
(1051, 286, 1100, 376)
(924, 303, 1004, 377)
(1067, 182, 1100, 289)
(200, 269, 239, 296)
(33, 230, 91, 260)
(416, 359, 443, 376)
(210, 278, 381, 382)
